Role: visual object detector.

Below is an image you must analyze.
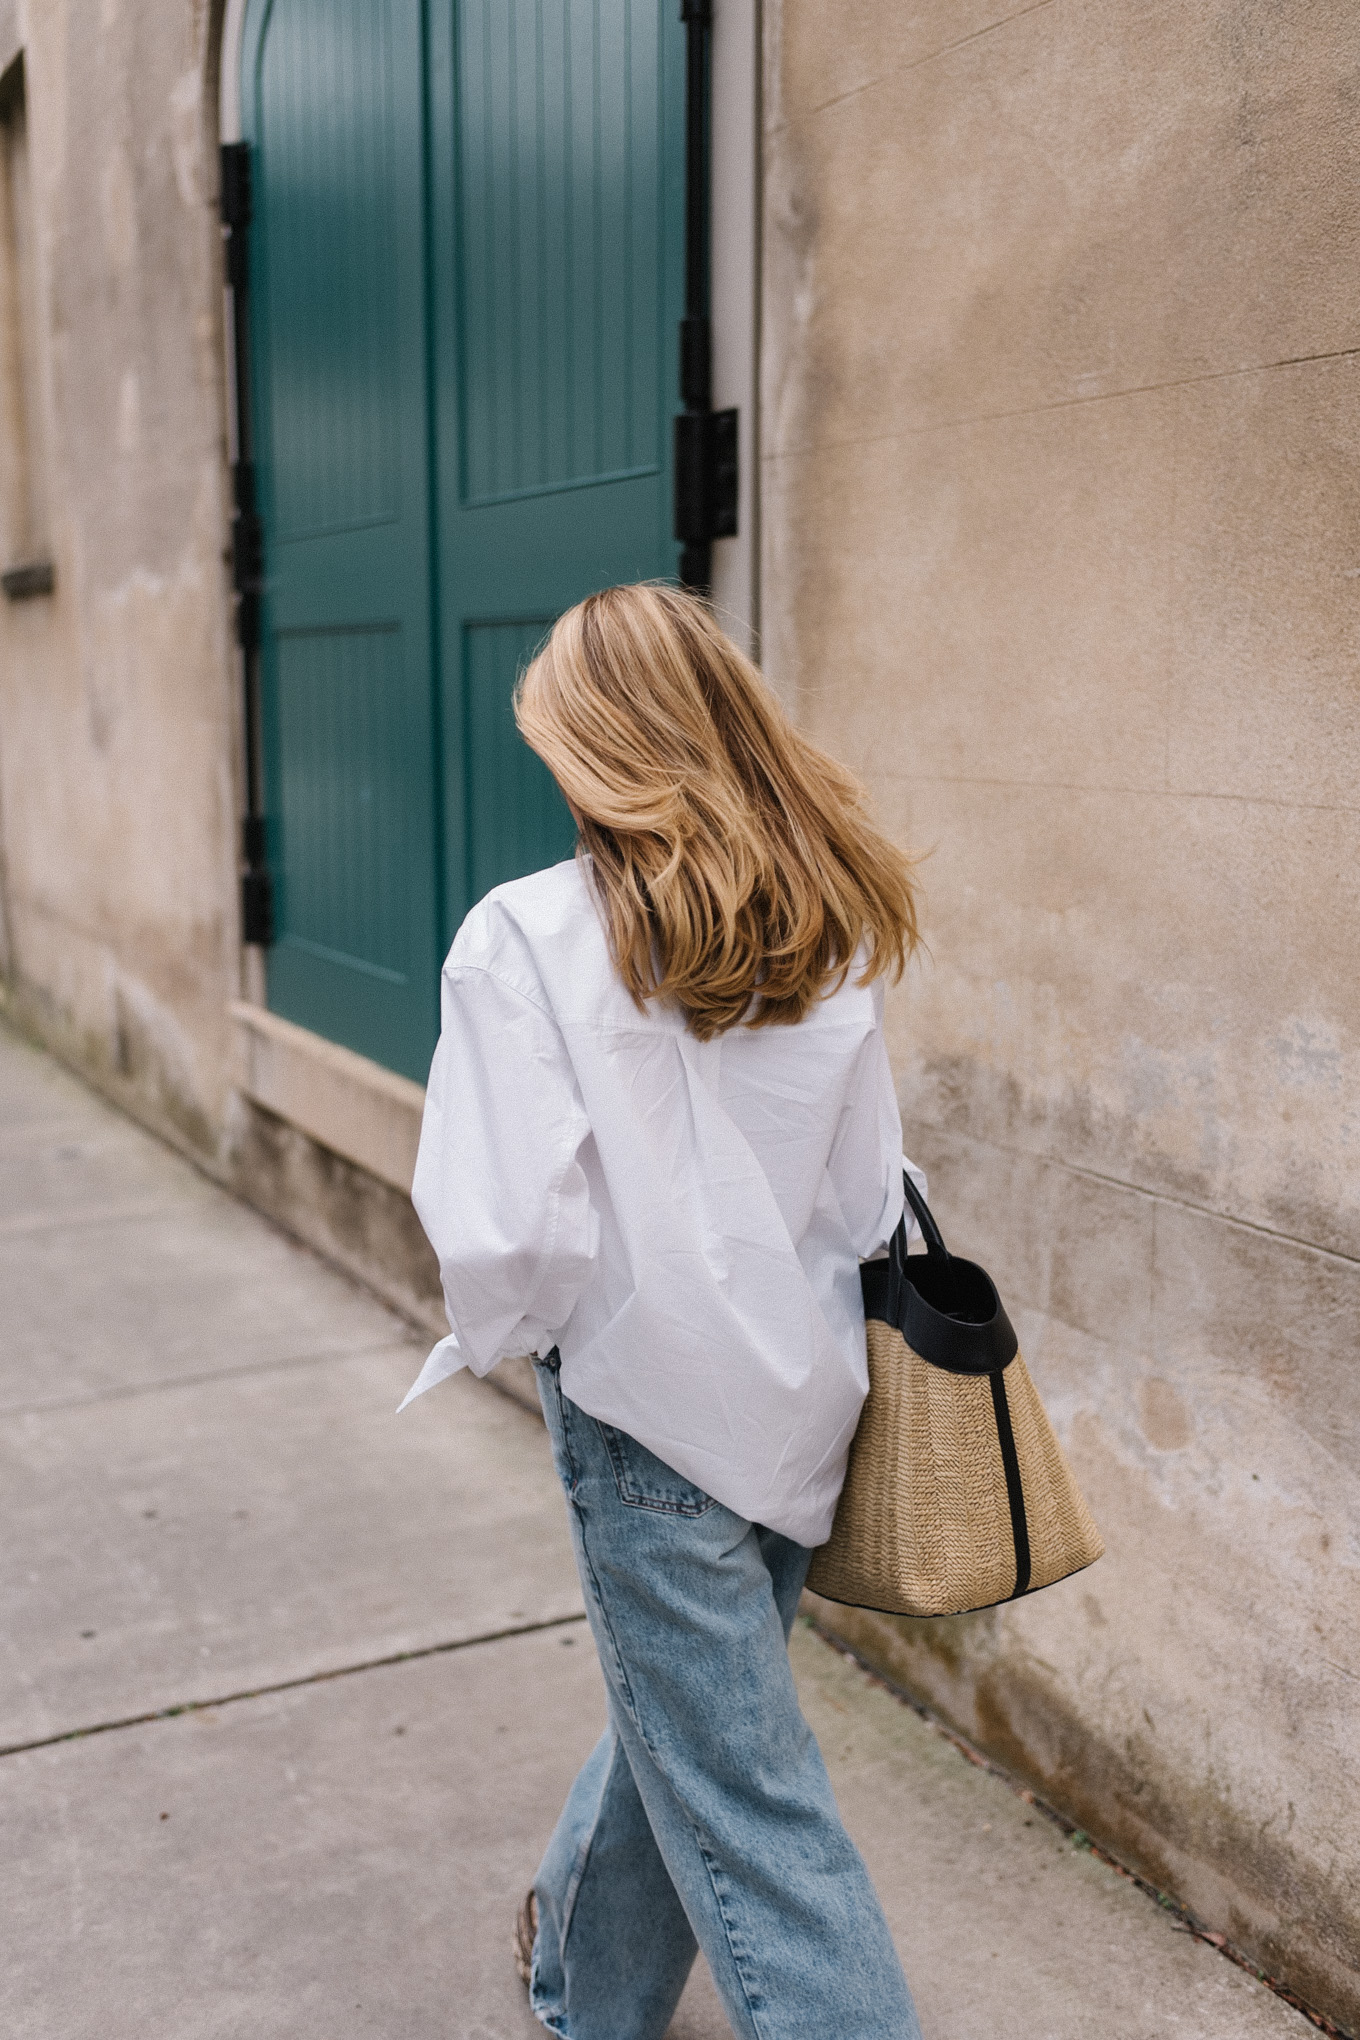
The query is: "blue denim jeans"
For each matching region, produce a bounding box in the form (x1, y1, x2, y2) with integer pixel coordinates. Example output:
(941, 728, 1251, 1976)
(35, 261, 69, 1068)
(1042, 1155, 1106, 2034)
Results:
(531, 1355, 922, 2040)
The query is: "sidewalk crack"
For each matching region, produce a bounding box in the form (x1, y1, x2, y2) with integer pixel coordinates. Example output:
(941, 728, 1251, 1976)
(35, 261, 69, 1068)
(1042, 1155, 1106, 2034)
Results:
(0, 1611, 588, 1760)
(0, 1338, 422, 1420)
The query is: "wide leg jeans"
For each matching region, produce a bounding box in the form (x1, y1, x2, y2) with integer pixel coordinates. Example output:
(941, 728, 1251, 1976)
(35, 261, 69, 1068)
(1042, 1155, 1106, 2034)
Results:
(530, 1354, 922, 2040)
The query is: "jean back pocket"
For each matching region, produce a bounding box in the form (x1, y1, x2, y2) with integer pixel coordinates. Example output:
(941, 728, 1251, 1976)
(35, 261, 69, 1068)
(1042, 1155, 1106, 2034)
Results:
(597, 1422, 716, 1517)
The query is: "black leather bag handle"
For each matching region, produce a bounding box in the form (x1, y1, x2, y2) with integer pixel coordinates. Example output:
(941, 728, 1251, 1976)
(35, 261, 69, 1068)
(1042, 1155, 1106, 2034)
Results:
(901, 1171, 947, 1261)
(870, 1170, 1019, 1377)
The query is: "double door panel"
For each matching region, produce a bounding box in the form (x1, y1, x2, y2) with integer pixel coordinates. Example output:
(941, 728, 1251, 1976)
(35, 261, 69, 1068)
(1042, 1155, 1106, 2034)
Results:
(242, 0, 684, 1079)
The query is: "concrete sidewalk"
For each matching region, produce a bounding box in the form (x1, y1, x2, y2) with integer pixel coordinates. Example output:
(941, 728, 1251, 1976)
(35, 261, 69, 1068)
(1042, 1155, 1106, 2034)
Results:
(1, 1023, 1310, 2039)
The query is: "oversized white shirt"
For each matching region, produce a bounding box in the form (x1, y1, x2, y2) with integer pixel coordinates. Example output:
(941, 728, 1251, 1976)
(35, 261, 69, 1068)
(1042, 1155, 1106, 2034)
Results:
(402, 857, 921, 1546)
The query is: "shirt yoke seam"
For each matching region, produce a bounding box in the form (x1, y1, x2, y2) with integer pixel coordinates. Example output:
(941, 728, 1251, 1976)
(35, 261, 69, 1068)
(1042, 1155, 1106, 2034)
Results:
(444, 959, 555, 1019)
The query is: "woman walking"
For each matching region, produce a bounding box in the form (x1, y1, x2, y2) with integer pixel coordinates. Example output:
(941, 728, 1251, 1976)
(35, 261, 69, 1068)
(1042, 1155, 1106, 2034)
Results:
(403, 584, 925, 2039)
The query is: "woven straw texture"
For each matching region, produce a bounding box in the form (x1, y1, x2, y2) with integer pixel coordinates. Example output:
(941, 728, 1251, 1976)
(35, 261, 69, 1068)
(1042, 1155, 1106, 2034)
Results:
(807, 1322, 1104, 1618)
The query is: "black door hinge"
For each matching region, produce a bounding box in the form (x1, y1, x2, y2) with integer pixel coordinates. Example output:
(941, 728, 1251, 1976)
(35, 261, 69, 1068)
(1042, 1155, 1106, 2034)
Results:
(220, 142, 251, 230)
(220, 142, 252, 292)
(241, 867, 275, 947)
(674, 408, 738, 547)
(674, 0, 736, 591)
(241, 815, 275, 947)
(231, 459, 264, 651)
(221, 142, 274, 950)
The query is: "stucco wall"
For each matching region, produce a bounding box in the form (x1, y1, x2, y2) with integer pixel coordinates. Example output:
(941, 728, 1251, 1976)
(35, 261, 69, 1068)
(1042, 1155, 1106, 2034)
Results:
(764, 3, 1359, 2025)
(0, 0, 239, 1155)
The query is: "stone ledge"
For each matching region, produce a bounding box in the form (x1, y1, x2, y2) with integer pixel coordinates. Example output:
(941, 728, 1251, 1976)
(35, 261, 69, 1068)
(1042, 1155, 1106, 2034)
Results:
(230, 1001, 424, 1195)
(227, 1006, 543, 1421)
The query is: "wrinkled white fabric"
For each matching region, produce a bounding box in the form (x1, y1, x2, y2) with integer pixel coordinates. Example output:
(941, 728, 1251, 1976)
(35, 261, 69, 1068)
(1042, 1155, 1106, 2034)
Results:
(403, 858, 923, 1546)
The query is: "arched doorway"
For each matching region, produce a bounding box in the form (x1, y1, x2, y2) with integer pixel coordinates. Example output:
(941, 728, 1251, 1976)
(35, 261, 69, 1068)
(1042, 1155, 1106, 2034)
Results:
(230, 0, 688, 1080)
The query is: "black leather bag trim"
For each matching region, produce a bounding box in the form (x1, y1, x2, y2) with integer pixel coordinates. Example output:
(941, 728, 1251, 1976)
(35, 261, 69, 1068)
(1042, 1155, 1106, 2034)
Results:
(859, 1174, 1020, 1378)
(990, 1369, 1032, 1597)
(860, 1257, 891, 1325)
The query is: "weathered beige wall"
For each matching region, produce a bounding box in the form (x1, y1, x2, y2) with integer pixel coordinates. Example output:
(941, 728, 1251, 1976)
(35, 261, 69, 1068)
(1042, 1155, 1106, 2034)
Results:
(765, 2, 1360, 2025)
(0, 0, 239, 1155)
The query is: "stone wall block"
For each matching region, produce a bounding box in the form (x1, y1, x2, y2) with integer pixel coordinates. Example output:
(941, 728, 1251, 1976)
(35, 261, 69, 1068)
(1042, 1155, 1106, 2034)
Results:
(900, 1127, 1157, 1358)
(764, 401, 1178, 793)
(766, 0, 1006, 132)
(766, 0, 1360, 453)
(1167, 354, 1360, 809)
(1152, 1197, 1360, 1479)
(888, 783, 1360, 1257)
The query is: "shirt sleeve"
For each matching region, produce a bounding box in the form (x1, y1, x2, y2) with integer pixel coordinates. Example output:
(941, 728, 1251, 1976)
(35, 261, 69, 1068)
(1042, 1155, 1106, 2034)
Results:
(401, 964, 597, 1408)
(827, 984, 926, 1258)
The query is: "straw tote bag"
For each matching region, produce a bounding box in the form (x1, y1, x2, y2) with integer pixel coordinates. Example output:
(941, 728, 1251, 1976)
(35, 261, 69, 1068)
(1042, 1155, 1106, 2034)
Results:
(807, 1177, 1104, 1618)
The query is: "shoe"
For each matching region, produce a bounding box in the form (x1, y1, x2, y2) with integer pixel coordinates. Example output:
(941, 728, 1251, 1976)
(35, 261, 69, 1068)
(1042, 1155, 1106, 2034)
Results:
(513, 1888, 538, 1987)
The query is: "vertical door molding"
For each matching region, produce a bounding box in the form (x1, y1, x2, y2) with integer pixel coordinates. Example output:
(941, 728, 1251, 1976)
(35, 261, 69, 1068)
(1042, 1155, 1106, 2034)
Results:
(219, 0, 248, 143)
(428, 0, 688, 947)
(235, 0, 442, 1082)
(708, 0, 760, 656)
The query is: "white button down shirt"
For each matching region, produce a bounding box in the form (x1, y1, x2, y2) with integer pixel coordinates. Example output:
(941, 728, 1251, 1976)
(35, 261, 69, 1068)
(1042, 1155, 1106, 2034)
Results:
(402, 858, 921, 1546)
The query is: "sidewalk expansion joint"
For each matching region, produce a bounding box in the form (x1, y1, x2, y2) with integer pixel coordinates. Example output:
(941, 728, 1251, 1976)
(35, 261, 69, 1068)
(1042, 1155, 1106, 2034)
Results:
(0, 1338, 423, 1420)
(0, 1610, 589, 1762)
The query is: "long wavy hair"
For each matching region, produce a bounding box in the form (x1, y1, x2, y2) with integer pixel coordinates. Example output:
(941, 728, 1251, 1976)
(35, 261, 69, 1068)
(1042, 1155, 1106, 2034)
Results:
(514, 583, 920, 1040)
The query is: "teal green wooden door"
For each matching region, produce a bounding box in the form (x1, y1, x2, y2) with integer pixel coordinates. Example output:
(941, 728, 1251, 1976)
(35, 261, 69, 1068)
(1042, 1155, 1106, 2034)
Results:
(241, 1, 685, 1077)
(428, 0, 686, 935)
(242, 0, 440, 1080)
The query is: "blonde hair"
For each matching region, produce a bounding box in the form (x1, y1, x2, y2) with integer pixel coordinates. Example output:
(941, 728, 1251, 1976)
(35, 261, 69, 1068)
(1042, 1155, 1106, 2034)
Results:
(515, 583, 920, 1040)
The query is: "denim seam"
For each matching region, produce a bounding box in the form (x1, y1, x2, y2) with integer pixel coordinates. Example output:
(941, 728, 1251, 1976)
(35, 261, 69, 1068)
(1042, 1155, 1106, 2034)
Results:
(560, 1409, 646, 1732)
(696, 1831, 768, 2040)
(560, 1833, 593, 1942)
(571, 1517, 644, 1729)
(550, 1366, 581, 1496)
(570, 1439, 743, 1780)
(558, 1730, 624, 1947)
